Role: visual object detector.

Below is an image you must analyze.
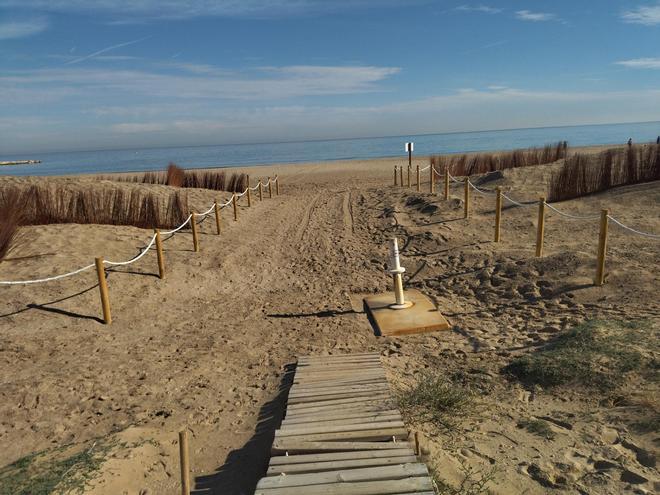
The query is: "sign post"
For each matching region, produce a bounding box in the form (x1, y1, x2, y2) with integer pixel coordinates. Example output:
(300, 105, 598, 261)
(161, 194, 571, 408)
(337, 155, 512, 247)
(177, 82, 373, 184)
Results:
(405, 142, 414, 188)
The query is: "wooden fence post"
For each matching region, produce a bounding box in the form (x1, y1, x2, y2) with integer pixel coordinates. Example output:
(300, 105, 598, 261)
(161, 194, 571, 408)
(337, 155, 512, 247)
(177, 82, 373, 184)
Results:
(399, 166, 403, 187)
(259, 181, 263, 201)
(394, 166, 397, 186)
(268, 177, 273, 198)
(414, 431, 420, 456)
(464, 179, 470, 219)
(276, 177, 280, 195)
(247, 176, 251, 207)
(232, 195, 238, 221)
(190, 212, 199, 252)
(494, 187, 502, 243)
(535, 197, 546, 257)
(95, 257, 111, 324)
(429, 166, 434, 194)
(416, 165, 420, 192)
(595, 209, 609, 286)
(179, 429, 190, 495)
(406, 166, 411, 188)
(155, 229, 165, 279)
(444, 168, 449, 200)
(214, 202, 221, 235)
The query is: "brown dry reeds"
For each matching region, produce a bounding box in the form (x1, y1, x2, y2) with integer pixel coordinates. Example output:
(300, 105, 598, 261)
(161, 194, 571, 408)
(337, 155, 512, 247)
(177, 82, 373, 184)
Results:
(0, 188, 24, 262)
(0, 184, 189, 230)
(548, 144, 660, 202)
(431, 141, 567, 178)
(102, 163, 247, 192)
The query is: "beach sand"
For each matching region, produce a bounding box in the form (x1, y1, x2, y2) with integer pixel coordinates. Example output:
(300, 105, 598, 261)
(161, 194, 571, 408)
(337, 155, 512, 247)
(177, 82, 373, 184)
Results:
(0, 151, 658, 494)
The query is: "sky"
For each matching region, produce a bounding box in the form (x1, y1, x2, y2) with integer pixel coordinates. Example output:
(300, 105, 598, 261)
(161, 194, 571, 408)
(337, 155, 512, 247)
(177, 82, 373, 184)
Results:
(0, 1, 659, 154)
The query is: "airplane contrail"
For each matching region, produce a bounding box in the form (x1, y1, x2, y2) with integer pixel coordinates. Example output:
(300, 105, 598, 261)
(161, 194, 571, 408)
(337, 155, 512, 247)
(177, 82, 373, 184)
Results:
(64, 36, 150, 65)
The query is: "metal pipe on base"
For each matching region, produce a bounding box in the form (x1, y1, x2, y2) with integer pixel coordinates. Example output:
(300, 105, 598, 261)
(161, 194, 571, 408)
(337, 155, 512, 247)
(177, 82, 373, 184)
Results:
(388, 238, 413, 310)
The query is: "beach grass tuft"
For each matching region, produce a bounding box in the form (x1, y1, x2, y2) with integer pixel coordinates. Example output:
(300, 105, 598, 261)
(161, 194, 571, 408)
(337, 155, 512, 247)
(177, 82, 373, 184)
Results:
(0, 188, 24, 262)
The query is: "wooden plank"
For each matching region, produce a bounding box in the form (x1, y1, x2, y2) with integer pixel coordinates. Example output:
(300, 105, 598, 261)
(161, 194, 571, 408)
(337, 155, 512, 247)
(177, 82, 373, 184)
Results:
(286, 395, 393, 412)
(271, 440, 412, 455)
(298, 353, 380, 361)
(271, 427, 408, 444)
(289, 384, 390, 399)
(295, 374, 386, 384)
(267, 455, 419, 476)
(285, 404, 395, 420)
(282, 412, 402, 427)
(268, 449, 416, 466)
(257, 463, 428, 489)
(288, 390, 389, 405)
(254, 477, 433, 495)
(292, 376, 388, 388)
(278, 421, 405, 437)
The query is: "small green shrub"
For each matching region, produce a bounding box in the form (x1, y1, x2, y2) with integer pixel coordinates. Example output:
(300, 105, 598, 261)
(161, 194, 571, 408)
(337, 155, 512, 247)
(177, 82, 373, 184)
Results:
(517, 419, 556, 440)
(504, 320, 654, 390)
(398, 372, 472, 429)
(432, 460, 498, 495)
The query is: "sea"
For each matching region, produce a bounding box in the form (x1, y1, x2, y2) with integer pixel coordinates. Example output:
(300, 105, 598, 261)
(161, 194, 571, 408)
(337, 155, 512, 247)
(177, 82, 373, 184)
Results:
(1, 121, 659, 177)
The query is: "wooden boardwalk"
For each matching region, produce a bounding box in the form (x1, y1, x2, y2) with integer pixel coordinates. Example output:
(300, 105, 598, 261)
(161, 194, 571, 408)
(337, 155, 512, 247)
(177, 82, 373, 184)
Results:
(254, 353, 434, 494)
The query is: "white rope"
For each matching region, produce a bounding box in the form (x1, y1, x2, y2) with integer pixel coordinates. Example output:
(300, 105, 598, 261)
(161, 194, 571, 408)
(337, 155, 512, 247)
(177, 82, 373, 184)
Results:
(235, 187, 249, 198)
(197, 203, 216, 216)
(447, 172, 463, 183)
(105, 233, 157, 266)
(419, 166, 430, 172)
(161, 214, 192, 235)
(608, 215, 660, 239)
(544, 202, 600, 220)
(218, 196, 234, 208)
(250, 183, 261, 191)
(0, 263, 96, 285)
(468, 180, 495, 196)
(501, 193, 531, 208)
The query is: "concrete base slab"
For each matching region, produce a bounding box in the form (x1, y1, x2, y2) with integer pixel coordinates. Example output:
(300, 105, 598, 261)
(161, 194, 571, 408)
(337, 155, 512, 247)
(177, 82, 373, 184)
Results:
(363, 289, 450, 336)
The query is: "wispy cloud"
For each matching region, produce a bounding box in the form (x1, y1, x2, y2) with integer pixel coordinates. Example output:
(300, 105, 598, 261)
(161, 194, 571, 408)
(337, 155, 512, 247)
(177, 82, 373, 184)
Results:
(0, 17, 48, 40)
(515, 10, 557, 22)
(0, 64, 401, 101)
(615, 57, 660, 69)
(64, 37, 150, 65)
(0, 0, 420, 20)
(621, 4, 660, 25)
(455, 5, 502, 14)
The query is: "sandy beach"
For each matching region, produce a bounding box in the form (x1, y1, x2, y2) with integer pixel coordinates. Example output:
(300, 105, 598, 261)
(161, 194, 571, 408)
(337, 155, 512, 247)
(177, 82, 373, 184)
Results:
(1, 152, 658, 494)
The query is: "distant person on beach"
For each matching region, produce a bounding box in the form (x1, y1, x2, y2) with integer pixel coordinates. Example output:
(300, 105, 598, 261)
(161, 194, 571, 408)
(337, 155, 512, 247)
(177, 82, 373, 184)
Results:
(627, 138, 632, 147)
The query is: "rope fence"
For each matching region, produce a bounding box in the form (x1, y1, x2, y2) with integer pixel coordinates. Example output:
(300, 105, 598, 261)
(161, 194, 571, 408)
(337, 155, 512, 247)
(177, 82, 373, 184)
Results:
(392, 162, 659, 286)
(0, 175, 281, 323)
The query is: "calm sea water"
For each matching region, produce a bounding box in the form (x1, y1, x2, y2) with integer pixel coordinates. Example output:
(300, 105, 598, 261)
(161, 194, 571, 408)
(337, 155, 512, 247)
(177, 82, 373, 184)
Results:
(2, 121, 659, 177)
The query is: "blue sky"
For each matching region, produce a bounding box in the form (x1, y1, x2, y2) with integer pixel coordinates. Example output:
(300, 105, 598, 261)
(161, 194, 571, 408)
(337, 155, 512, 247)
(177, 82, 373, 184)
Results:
(0, 1, 659, 153)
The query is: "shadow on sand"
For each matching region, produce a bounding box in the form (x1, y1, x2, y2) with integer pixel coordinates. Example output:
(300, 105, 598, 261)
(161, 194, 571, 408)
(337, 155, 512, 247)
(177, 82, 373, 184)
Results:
(192, 363, 295, 495)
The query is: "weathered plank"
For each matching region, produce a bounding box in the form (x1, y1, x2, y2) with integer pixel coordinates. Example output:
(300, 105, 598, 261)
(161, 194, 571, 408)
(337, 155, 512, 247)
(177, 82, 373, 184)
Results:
(281, 412, 402, 427)
(257, 463, 428, 488)
(271, 440, 412, 455)
(254, 477, 434, 495)
(278, 421, 406, 437)
(268, 449, 416, 466)
(267, 455, 418, 476)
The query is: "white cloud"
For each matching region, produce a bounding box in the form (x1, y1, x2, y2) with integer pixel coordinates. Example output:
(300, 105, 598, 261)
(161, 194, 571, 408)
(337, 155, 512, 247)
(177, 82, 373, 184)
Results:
(455, 5, 501, 14)
(621, 4, 660, 25)
(0, 1, 416, 20)
(0, 17, 48, 40)
(515, 10, 556, 22)
(615, 57, 660, 69)
(0, 64, 401, 101)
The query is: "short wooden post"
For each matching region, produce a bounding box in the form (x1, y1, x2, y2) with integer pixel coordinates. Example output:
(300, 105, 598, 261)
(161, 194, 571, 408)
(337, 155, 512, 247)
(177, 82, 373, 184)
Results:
(415, 165, 420, 192)
(535, 197, 546, 257)
(494, 187, 502, 242)
(444, 168, 449, 200)
(399, 166, 403, 187)
(429, 165, 434, 194)
(95, 257, 111, 324)
(214, 202, 221, 234)
(246, 176, 251, 207)
(276, 177, 280, 195)
(406, 166, 410, 188)
(179, 429, 190, 495)
(189, 212, 199, 252)
(464, 179, 470, 219)
(414, 431, 420, 456)
(595, 209, 609, 286)
(232, 195, 238, 221)
(259, 181, 263, 201)
(155, 229, 165, 279)
(268, 177, 273, 198)
(394, 166, 398, 186)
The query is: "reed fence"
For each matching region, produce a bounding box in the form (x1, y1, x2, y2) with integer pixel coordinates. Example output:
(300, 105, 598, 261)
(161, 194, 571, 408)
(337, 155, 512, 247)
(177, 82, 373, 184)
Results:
(0, 176, 281, 324)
